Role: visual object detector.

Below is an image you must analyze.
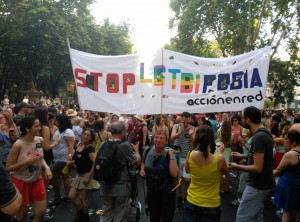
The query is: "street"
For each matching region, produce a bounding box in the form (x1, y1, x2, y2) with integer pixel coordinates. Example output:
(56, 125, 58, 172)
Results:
(39, 169, 280, 222)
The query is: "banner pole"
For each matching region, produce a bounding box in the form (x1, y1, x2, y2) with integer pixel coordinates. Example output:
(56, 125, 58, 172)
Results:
(160, 48, 164, 115)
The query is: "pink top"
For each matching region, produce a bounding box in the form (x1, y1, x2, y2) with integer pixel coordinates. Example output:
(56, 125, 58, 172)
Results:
(11, 136, 44, 182)
(231, 125, 242, 144)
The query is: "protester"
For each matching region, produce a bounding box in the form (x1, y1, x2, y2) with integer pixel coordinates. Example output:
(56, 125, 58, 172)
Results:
(6, 116, 53, 222)
(208, 113, 219, 139)
(49, 114, 75, 206)
(129, 114, 148, 156)
(273, 130, 300, 222)
(69, 129, 100, 222)
(230, 134, 252, 207)
(72, 117, 83, 148)
(2, 95, 10, 106)
(33, 108, 56, 220)
(100, 121, 141, 221)
(0, 112, 18, 165)
(48, 112, 58, 141)
(65, 108, 78, 125)
(231, 114, 244, 153)
(283, 109, 294, 124)
(183, 125, 228, 221)
(94, 120, 111, 153)
(170, 111, 195, 207)
(273, 121, 291, 169)
(140, 130, 179, 221)
(229, 106, 275, 222)
(83, 112, 96, 131)
(34, 108, 56, 167)
(13, 102, 30, 126)
(106, 113, 119, 131)
(152, 115, 170, 144)
(0, 161, 22, 222)
(216, 119, 233, 193)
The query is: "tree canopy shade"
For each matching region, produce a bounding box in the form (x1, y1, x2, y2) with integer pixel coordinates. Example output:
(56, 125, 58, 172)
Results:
(268, 59, 300, 108)
(168, 0, 300, 57)
(0, 0, 133, 102)
(168, 0, 300, 107)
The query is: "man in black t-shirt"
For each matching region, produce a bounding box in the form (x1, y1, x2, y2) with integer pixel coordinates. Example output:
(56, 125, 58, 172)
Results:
(0, 162, 22, 222)
(229, 106, 275, 222)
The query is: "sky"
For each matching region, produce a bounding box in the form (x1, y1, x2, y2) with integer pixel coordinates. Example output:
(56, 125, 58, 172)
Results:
(90, 0, 289, 60)
(90, 0, 176, 56)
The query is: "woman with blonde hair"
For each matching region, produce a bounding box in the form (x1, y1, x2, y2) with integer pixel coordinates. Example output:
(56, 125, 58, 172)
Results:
(0, 111, 18, 165)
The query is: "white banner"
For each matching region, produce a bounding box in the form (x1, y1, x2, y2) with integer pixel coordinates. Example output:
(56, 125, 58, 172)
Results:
(69, 46, 271, 114)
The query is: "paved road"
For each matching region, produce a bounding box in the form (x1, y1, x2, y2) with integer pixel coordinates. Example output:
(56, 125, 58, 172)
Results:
(39, 169, 280, 222)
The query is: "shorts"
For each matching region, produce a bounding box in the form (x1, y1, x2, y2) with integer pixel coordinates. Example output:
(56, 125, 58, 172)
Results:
(51, 161, 67, 174)
(11, 176, 46, 206)
(179, 158, 191, 179)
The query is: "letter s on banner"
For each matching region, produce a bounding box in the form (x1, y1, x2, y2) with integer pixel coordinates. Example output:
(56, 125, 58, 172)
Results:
(75, 68, 87, 87)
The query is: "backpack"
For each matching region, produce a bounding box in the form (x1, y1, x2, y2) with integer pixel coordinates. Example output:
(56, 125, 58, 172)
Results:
(93, 140, 123, 184)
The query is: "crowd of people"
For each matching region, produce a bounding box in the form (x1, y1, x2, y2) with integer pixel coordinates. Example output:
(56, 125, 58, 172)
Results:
(0, 99, 300, 222)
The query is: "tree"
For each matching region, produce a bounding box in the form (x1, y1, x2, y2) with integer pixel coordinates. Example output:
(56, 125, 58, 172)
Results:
(0, 0, 133, 101)
(168, 0, 300, 106)
(268, 59, 299, 108)
(169, 0, 300, 58)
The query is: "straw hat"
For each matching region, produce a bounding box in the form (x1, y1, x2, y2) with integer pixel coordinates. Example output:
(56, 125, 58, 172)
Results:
(65, 109, 77, 117)
(134, 114, 144, 121)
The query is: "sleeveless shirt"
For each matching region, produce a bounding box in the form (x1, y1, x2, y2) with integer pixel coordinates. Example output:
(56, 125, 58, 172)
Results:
(187, 151, 220, 207)
(11, 137, 44, 182)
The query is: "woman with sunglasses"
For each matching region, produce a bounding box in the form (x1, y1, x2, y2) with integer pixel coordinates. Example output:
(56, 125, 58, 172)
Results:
(140, 130, 179, 222)
(231, 115, 244, 153)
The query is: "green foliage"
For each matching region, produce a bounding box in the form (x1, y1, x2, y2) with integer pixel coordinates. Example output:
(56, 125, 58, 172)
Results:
(169, 0, 300, 105)
(264, 98, 274, 109)
(169, 0, 300, 58)
(268, 59, 300, 107)
(0, 0, 133, 101)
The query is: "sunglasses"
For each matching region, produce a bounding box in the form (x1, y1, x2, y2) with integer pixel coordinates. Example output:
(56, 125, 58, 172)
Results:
(233, 119, 238, 122)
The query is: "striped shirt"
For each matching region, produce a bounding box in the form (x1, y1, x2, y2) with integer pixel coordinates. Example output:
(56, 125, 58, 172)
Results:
(173, 124, 194, 158)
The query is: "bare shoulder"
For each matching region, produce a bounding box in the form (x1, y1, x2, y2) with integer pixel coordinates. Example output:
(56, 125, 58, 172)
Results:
(217, 153, 225, 162)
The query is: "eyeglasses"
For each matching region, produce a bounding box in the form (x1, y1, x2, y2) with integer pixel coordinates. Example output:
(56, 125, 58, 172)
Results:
(233, 119, 238, 122)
